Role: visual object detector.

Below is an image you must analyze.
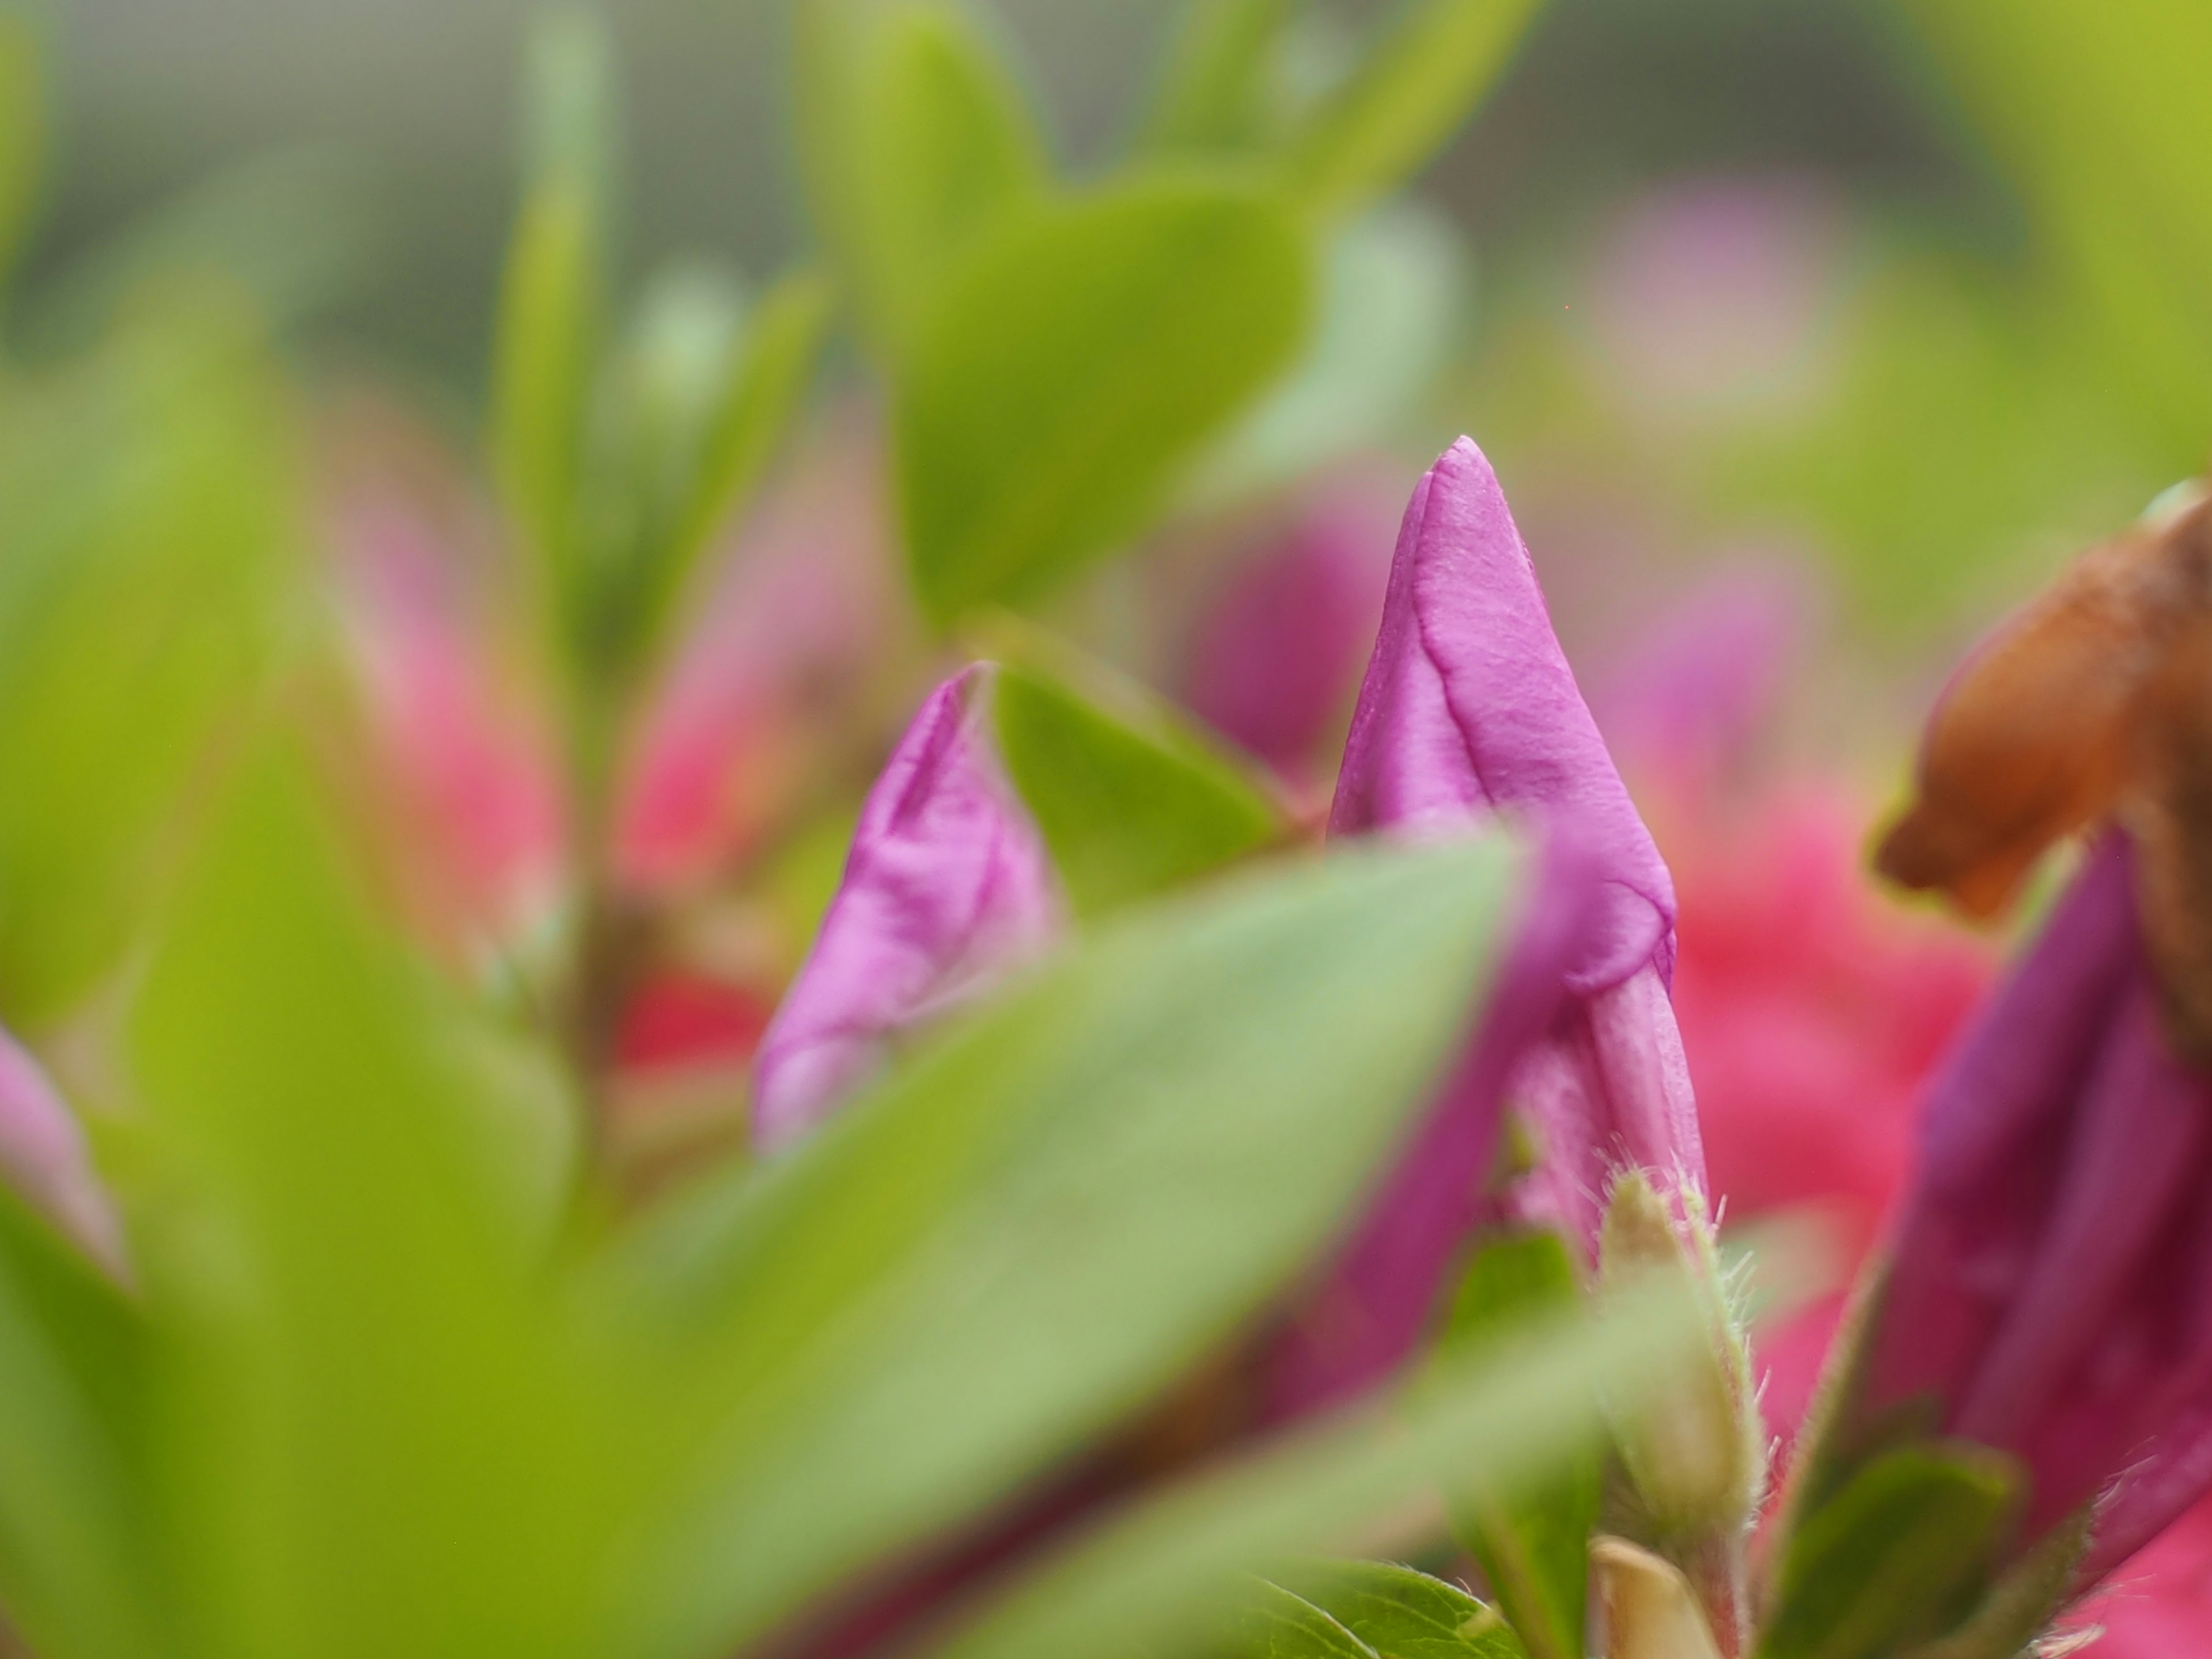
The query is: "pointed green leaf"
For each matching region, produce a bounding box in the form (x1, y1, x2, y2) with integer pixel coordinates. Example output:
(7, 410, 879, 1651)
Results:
(993, 656, 1285, 919)
(492, 9, 613, 609)
(670, 266, 834, 577)
(1285, 0, 1546, 218)
(601, 834, 1528, 1657)
(1292, 1561, 1528, 1658)
(1441, 1230, 1595, 1659)
(898, 172, 1313, 624)
(1139, 0, 1294, 157)
(1759, 1444, 2020, 1659)
(797, 0, 1048, 356)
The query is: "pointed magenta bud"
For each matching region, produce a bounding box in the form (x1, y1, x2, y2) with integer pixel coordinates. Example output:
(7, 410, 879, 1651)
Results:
(1330, 437, 1702, 1247)
(1850, 832, 2212, 1589)
(751, 666, 1061, 1150)
(0, 1027, 127, 1278)
(1261, 437, 1711, 1422)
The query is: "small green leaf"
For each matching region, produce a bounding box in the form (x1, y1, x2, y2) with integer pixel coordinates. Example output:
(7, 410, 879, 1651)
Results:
(668, 266, 834, 585)
(1238, 1581, 1380, 1659)
(491, 9, 614, 612)
(600, 834, 1528, 1657)
(853, 1, 1048, 351)
(992, 656, 1285, 919)
(0, 12, 44, 288)
(897, 172, 1313, 624)
(1292, 1561, 1528, 1658)
(1441, 1230, 1596, 1659)
(1759, 1444, 2020, 1659)
(1139, 0, 1294, 157)
(1285, 0, 1546, 217)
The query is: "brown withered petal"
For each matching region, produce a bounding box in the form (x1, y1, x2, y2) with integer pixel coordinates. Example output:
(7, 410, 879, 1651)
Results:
(1876, 498, 2211, 918)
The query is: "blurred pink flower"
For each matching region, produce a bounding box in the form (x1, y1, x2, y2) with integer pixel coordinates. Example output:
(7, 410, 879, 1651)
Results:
(1182, 486, 1393, 783)
(1585, 175, 1847, 424)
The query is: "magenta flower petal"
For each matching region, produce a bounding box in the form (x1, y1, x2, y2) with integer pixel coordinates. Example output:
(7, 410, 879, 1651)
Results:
(0, 1027, 126, 1277)
(1331, 437, 1676, 995)
(751, 666, 1062, 1150)
(1849, 833, 2212, 1584)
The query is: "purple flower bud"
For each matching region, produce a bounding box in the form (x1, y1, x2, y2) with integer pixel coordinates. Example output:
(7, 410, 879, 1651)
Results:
(751, 665, 1061, 1151)
(1850, 832, 2212, 1588)
(1263, 437, 1707, 1420)
(1330, 437, 1703, 1244)
(0, 1025, 126, 1278)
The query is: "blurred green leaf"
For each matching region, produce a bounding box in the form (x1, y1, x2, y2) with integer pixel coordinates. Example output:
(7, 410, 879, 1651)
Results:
(1292, 1561, 1527, 1658)
(601, 833, 1526, 1657)
(0, 1183, 164, 1659)
(0, 299, 294, 1027)
(1441, 1230, 1596, 1659)
(1284, 0, 1545, 218)
(993, 656, 1285, 919)
(1139, 0, 1294, 157)
(662, 266, 834, 603)
(1192, 200, 1471, 507)
(1759, 1444, 2018, 1659)
(852, 1, 1050, 353)
(0, 11, 44, 290)
(1237, 1580, 1380, 1658)
(931, 1271, 1702, 1659)
(492, 9, 613, 628)
(577, 263, 832, 681)
(898, 172, 1313, 624)
(126, 741, 628, 1659)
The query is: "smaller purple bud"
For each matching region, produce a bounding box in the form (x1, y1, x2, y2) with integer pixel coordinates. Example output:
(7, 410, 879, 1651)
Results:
(751, 666, 1062, 1150)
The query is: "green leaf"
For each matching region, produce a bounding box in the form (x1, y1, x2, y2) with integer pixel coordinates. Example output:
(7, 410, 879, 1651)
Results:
(1758, 1444, 2020, 1659)
(798, 0, 1048, 356)
(928, 1271, 1703, 1659)
(1139, 0, 1294, 157)
(0, 12, 44, 289)
(1292, 1561, 1528, 1658)
(575, 262, 832, 681)
(0, 1181, 165, 1659)
(1238, 1580, 1380, 1659)
(599, 832, 1529, 1657)
(1441, 1230, 1595, 1659)
(491, 9, 613, 613)
(0, 299, 294, 1027)
(1285, 0, 1546, 218)
(671, 266, 834, 579)
(124, 743, 627, 1659)
(992, 656, 1285, 919)
(897, 172, 1313, 624)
